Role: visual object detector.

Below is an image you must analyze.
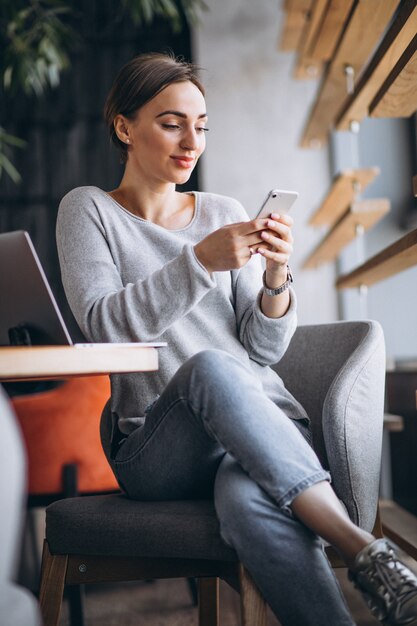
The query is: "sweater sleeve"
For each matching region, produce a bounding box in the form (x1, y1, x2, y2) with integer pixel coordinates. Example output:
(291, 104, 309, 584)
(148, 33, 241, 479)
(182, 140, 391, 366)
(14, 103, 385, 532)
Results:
(56, 189, 217, 342)
(229, 202, 298, 367)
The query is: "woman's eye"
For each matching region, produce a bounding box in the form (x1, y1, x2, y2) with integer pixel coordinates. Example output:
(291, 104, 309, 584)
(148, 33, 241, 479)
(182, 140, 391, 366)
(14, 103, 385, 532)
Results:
(162, 124, 181, 130)
(196, 127, 209, 133)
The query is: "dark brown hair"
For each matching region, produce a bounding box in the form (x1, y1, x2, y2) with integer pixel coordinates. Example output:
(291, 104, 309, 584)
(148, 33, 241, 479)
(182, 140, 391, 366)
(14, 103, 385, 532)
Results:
(104, 52, 205, 163)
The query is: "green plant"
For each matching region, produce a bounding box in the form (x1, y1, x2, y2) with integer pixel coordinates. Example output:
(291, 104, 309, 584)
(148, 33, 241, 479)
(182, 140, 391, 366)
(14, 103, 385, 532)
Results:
(0, 128, 27, 184)
(0, 0, 74, 183)
(2, 0, 74, 96)
(122, 0, 207, 31)
(0, 0, 208, 183)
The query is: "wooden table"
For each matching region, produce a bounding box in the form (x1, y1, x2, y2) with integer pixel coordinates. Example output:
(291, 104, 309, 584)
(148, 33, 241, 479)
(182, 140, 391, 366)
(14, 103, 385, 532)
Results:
(0, 344, 161, 381)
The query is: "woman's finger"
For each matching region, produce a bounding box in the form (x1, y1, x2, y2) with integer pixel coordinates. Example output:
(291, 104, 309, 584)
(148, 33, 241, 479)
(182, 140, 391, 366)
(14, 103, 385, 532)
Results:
(258, 247, 290, 265)
(270, 212, 294, 227)
(264, 220, 293, 243)
(261, 231, 293, 254)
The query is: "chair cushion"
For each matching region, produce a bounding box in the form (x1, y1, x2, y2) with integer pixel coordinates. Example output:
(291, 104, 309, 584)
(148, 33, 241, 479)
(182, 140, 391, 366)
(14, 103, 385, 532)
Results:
(12, 376, 118, 495)
(46, 494, 237, 562)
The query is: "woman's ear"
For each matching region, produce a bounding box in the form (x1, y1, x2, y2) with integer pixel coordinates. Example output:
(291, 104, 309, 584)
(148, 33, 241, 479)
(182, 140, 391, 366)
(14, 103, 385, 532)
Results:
(113, 115, 131, 145)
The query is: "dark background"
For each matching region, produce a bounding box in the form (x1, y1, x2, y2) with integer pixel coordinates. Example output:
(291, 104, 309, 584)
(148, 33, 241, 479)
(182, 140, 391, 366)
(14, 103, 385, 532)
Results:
(0, 0, 198, 341)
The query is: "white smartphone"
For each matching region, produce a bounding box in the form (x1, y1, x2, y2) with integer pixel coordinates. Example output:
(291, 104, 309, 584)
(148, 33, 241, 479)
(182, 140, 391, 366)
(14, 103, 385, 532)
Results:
(256, 189, 299, 219)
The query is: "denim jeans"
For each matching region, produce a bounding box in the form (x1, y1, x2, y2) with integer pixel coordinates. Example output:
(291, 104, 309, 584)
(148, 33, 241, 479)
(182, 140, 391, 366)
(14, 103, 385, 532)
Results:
(104, 349, 355, 626)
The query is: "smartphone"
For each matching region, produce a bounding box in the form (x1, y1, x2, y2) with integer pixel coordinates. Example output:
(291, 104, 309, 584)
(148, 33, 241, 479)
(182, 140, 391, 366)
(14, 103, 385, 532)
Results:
(256, 189, 299, 219)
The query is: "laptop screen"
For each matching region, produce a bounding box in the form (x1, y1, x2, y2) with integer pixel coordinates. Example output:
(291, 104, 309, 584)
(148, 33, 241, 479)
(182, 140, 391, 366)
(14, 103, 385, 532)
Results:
(0, 231, 73, 346)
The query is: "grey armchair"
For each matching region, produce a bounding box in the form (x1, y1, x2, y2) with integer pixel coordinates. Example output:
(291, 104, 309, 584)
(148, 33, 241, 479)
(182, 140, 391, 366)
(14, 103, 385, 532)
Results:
(0, 386, 41, 626)
(39, 320, 386, 626)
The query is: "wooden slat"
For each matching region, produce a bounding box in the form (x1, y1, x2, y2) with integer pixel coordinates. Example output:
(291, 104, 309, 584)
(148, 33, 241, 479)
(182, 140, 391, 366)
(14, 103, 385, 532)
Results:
(336, 227, 417, 289)
(300, 0, 400, 148)
(303, 199, 390, 268)
(370, 35, 417, 118)
(294, 0, 328, 79)
(284, 0, 313, 10)
(336, 0, 417, 130)
(279, 8, 310, 51)
(380, 500, 417, 561)
(309, 167, 380, 227)
(310, 0, 355, 61)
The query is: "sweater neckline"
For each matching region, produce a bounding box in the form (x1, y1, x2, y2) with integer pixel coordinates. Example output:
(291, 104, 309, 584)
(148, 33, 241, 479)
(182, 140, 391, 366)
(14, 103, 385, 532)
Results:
(96, 187, 200, 232)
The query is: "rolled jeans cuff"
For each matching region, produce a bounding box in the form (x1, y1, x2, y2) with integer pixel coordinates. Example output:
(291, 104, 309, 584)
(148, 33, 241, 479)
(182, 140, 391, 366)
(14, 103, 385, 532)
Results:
(278, 469, 332, 517)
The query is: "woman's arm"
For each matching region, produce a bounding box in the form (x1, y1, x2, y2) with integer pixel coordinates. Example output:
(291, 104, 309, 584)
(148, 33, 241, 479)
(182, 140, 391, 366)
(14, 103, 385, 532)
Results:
(232, 253, 297, 366)
(257, 212, 294, 320)
(194, 199, 298, 366)
(56, 189, 217, 343)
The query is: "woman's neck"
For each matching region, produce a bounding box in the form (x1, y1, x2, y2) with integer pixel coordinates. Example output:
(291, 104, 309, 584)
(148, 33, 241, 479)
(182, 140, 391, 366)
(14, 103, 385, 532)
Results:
(109, 168, 194, 230)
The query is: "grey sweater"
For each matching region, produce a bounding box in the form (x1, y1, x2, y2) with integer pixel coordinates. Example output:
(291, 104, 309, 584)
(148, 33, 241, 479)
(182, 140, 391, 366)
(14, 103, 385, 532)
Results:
(56, 186, 308, 434)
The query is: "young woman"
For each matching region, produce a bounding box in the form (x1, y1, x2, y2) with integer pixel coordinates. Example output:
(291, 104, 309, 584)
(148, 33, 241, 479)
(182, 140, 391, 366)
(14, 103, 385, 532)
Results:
(56, 52, 417, 626)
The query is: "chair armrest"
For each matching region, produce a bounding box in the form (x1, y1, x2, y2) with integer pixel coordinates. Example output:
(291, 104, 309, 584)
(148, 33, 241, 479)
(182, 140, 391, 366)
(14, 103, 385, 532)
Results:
(323, 321, 385, 530)
(274, 320, 385, 531)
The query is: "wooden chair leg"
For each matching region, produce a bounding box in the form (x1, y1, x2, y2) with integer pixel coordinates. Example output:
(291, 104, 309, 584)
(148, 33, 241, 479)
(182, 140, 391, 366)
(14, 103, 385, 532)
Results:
(198, 577, 219, 626)
(187, 576, 199, 606)
(68, 584, 85, 626)
(39, 540, 68, 626)
(239, 564, 267, 626)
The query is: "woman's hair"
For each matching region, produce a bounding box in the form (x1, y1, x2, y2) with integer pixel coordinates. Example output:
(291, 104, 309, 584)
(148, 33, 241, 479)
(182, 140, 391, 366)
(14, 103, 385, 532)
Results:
(104, 52, 205, 163)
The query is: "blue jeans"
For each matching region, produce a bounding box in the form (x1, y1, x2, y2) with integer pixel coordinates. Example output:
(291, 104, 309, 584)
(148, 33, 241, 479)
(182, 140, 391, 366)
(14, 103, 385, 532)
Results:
(107, 349, 355, 626)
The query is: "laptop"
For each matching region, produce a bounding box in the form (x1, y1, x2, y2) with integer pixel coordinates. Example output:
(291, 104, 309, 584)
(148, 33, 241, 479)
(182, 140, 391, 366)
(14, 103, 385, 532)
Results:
(0, 230, 166, 349)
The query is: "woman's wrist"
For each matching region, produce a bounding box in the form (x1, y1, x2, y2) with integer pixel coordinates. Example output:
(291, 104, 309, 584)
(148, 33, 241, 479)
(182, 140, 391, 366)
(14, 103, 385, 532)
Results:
(265, 265, 289, 289)
(193, 243, 213, 274)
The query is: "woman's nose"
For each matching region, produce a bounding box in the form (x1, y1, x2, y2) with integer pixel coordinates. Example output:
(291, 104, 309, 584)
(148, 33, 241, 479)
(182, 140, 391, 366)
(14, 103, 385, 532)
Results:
(180, 128, 198, 150)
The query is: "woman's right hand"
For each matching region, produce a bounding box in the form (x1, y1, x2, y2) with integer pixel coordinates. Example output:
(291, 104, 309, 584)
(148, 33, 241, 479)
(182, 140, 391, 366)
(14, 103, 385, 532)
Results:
(194, 219, 269, 273)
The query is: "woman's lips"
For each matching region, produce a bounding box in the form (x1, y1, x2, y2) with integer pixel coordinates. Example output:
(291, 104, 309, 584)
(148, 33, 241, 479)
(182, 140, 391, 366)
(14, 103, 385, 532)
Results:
(170, 156, 195, 169)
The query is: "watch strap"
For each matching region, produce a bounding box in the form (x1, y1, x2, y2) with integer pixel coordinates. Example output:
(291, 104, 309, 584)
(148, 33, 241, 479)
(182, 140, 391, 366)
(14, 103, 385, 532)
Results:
(262, 266, 293, 296)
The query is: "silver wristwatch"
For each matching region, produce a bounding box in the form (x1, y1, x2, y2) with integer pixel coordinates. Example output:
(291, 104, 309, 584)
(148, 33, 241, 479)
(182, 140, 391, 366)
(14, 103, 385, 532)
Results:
(262, 266, 293, 296)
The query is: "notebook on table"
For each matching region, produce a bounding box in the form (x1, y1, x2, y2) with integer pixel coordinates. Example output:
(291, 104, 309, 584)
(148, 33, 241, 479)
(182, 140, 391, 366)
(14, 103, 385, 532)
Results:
(0, 230, 166, 349)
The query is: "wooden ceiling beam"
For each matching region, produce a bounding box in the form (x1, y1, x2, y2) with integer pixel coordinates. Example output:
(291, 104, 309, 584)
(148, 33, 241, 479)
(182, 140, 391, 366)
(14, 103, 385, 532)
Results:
(370, 35, 417, 118)
(309, 167, 380, 228)
(294, 0, 328, 79)
(336, 227, 417, 289)
(303, 199, 390, 269)
(279, 7, 310, 51)
(336, 1, 417, 130)
(300, 0, 400, 148)
(284, 0, 313, 10)
(309, 0, 356, 62)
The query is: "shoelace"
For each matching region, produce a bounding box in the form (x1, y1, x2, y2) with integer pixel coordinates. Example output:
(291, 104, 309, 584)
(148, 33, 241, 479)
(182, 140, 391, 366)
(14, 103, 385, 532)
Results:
(363, 549, 417, 612)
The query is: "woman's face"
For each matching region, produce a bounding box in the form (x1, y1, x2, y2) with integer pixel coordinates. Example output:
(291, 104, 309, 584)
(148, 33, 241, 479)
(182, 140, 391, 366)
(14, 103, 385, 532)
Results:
(121, 80, 208, 186)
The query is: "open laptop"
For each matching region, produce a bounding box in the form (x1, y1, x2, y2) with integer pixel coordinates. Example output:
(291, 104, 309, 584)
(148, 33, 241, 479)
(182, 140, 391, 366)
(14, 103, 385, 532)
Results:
(0, 230, 166, 349)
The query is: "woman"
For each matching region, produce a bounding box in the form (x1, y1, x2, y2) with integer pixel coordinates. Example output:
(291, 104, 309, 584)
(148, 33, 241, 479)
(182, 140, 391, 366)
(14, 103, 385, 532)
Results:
(56, 52, 417, 626)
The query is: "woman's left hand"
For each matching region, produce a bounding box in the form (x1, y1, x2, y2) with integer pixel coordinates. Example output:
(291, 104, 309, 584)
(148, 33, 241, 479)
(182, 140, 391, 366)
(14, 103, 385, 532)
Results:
(254, 212, 294, 278)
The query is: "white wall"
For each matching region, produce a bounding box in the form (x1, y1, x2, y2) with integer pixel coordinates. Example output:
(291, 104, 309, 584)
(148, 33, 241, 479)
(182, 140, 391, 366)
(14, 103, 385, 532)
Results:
(193, 0, 338, 324)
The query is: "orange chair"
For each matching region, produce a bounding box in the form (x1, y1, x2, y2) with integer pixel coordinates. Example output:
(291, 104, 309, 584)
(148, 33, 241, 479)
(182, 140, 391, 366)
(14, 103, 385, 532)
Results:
(11, 375, 118, 626)
(11, 375, 118, 498)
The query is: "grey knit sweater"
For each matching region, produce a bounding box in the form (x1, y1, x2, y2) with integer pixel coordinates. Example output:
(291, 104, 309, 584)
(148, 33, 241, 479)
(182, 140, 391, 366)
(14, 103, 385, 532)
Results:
(56, 186, 308, 434)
